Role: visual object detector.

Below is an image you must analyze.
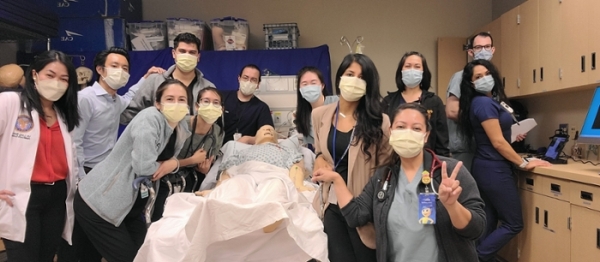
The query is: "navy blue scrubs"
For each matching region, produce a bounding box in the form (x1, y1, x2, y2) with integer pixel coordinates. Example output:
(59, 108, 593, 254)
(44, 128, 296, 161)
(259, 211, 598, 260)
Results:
(469, 96, 523, 261)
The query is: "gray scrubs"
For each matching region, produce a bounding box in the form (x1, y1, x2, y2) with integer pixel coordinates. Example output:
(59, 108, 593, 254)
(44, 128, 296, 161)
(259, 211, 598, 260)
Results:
(387, 166, 439, 262)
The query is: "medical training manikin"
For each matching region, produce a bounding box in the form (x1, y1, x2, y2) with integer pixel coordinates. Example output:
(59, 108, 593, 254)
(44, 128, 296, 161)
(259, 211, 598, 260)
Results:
(134, 125, 328, 262)
(0, 64, 24, 89)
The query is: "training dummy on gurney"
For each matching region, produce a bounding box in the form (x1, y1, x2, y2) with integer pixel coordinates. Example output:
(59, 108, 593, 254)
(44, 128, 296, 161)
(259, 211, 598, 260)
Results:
(134, 125, 328, 262)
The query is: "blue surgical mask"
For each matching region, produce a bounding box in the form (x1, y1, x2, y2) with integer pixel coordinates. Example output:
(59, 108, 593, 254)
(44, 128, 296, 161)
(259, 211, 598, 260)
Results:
(473, 75, 495, 94)
(474, 49, 493, 61)
(401, 69, 423, 88)
(300, 85, 322, 103)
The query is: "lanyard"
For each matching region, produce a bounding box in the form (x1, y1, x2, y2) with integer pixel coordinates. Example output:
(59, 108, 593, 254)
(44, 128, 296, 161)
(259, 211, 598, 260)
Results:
(500, 101, 519, 124)
(332, 103, 355, 169)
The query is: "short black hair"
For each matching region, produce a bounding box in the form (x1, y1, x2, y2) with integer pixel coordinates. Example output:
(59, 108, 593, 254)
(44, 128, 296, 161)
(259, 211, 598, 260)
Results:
(93, 47, 130, 81)
(469, 32, 494, 49)
(174, 32, 202, 51)
(238, 64, 261, 83)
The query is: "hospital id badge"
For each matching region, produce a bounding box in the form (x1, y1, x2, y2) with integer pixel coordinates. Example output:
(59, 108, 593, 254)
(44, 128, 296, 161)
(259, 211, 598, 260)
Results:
(140, 184, 149, 199)
(418, 193, 436, 224)
(233, 133, 242, 141)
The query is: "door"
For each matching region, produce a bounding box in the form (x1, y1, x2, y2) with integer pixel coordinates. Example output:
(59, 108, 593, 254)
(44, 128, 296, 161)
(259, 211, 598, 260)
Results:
(518, 0, 539, 95)
(500, 6, 520, 97)
(538, 0, 562, 92)
(588, 0, 600, 84)
(437, 37, 468, 104)
(559, 0, 590, 89)
(538, 195, 571, 262)
(518, 190, 544, 261)
(571, 205, 600, 261)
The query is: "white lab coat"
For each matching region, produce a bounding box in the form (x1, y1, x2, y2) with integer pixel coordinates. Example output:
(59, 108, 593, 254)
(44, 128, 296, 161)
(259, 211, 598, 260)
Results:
(0, 92, 77, 243)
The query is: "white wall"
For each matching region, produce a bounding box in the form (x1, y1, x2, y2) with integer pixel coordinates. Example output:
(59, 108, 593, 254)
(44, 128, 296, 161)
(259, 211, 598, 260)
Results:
(142, 0, 492, 94)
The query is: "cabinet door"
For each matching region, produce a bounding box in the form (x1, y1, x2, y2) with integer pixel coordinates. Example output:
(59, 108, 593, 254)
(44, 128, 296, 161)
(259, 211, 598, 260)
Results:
(518, 0, 539, 95)
(559, 0, 590, 89)
(538, 196, 571, 262)
(588, 0, 600, 83)
(501, 6, 520, 97)
(518, 190, 544, 261)
(538, 0, 562, 92)
(571, 205, 600, 261)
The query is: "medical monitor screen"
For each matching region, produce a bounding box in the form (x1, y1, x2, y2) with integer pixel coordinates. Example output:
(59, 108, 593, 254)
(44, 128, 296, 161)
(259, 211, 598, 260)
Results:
(579, 86, 600, 144)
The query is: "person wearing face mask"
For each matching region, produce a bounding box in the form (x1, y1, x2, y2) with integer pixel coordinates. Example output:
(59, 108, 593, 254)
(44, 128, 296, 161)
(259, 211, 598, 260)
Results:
(221, 64, 274, 144)
(121, 32, 217, 124)
(445, 32, 527, 172)
(311, 53, 393, 262)
(383, 51, 450, 157)
(150, 87, 225, 221)
(295, 66, 339, 146)
(74, 79, 192, 262)
(312, 103, 486, 262)
(457, 60, 551, 261)
(0, 50, 80, 262)
(58, 47, 167, 262)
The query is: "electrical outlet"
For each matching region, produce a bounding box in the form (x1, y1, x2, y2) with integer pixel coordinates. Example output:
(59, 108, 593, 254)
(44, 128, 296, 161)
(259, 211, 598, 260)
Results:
(569, 127, 577, 140)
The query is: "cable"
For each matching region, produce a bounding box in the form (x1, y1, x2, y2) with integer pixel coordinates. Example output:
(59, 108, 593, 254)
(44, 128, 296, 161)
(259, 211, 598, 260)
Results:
(561, 151, 600, 166)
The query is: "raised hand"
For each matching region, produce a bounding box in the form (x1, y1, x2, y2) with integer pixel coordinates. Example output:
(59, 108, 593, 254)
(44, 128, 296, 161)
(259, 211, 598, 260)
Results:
(438, 161, 463, 207)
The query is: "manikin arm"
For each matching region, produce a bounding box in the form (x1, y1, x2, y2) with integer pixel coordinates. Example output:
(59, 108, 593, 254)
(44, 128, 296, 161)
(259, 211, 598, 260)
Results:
(195, 170, 231, 196)
(289, 160, 314, 192)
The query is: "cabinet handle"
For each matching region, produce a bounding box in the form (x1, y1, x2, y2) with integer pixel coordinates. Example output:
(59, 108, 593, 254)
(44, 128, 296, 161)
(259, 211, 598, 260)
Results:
(525, 177, 534, 186)
(593, 52, 597, 70)
(582, 55, 586, 73)
(550, 183, 561, 193)
(581, 191, 593, 201)
(597, 229, 600, 249)
(533, 69, 536, 83)
(535, 207, 539, 224)
(540, 67, 544, 81)
(502, 77, 506, 88)
(544, 210, 548, 228)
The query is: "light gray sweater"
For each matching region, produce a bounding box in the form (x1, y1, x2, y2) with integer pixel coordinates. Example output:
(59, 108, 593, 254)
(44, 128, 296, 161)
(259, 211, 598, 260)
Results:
(78, 107, 191, 226)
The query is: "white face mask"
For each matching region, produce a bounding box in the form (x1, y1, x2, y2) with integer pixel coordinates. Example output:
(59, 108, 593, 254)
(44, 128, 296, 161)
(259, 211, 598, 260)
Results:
(239, 80, 257, 96)
(339, 76, 367, 102)
(401, 69, 423, 88)
(474, 49, 493, 61)
(176, 53, 198, 73)
(35, 75, 68, 101)
(197, 103, 222, 124)
(389, 129, 426, 158)
(102, 67, 130, 90)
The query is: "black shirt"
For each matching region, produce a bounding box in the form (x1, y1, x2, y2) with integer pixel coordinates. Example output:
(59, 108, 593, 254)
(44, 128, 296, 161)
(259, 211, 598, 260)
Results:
(156, 129, 178, 161)
(221, 90, 274, 143)
(327, 124, 352, 183)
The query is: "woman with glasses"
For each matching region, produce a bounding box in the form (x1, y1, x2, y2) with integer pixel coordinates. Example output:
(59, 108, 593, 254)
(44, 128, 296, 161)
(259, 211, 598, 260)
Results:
(383, 51, 450, 156)
(151, 87, 225, 221)
(74, 79, 192, 262)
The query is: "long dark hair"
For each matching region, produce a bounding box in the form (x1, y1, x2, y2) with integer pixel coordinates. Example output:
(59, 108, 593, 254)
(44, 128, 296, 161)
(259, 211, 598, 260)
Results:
(21, 50, 80, 131)
(195, 86, 224, 137)
(395, 51, 432, 92)
(457, 59, 507, 149)
(335, 54, 384, 161)
(295, 66, 329, 137)
(381, 103, 432, 167)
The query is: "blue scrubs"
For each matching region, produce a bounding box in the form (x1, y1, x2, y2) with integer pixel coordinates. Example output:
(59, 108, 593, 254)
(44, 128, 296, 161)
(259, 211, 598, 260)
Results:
(470, 96, 523, 261)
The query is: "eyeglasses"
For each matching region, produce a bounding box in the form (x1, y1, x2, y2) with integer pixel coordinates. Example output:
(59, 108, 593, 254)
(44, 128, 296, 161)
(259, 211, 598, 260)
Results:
(198, 99, 222, 108)
(472, 45, 493, 52)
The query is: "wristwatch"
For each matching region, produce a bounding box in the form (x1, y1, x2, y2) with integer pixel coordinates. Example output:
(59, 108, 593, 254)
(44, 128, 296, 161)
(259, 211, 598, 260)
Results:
(519, 158, 529, 168)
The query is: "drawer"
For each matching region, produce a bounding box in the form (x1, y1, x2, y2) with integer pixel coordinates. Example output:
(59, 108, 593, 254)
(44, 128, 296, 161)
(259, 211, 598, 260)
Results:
(519, 172, 542, 193)
(570, 182, 600, 212)
(541, 176, 571, 201)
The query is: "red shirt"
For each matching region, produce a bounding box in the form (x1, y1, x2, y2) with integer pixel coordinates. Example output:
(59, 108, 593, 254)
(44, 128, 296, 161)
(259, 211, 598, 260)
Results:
(30, 117, 68, 183)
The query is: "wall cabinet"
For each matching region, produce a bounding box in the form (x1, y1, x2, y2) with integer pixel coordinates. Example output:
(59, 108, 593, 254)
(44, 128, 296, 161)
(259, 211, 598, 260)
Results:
(518, 0, 539, 95)
(500, 6, 520, 97)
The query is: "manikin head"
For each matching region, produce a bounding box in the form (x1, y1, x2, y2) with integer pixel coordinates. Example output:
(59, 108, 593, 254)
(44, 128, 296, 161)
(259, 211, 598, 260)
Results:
(255, 125, 278, 144)
(0, 64, 25, 88)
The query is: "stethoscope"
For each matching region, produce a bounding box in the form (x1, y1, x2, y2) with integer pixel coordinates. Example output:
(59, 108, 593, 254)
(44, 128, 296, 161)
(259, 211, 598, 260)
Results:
(376, 149, 443, 202)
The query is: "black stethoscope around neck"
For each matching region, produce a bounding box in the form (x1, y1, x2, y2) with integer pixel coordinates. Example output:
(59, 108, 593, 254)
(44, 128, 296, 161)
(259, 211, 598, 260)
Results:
(377, 149, 443, 202)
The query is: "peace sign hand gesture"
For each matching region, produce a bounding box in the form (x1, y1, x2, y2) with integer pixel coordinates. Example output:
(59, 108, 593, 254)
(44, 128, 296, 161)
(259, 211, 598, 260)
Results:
(438, 161, 463, 207)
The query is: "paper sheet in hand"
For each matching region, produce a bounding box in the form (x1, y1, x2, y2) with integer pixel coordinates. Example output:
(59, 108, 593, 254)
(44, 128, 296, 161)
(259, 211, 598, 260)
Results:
(511, 118, 537, 142)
